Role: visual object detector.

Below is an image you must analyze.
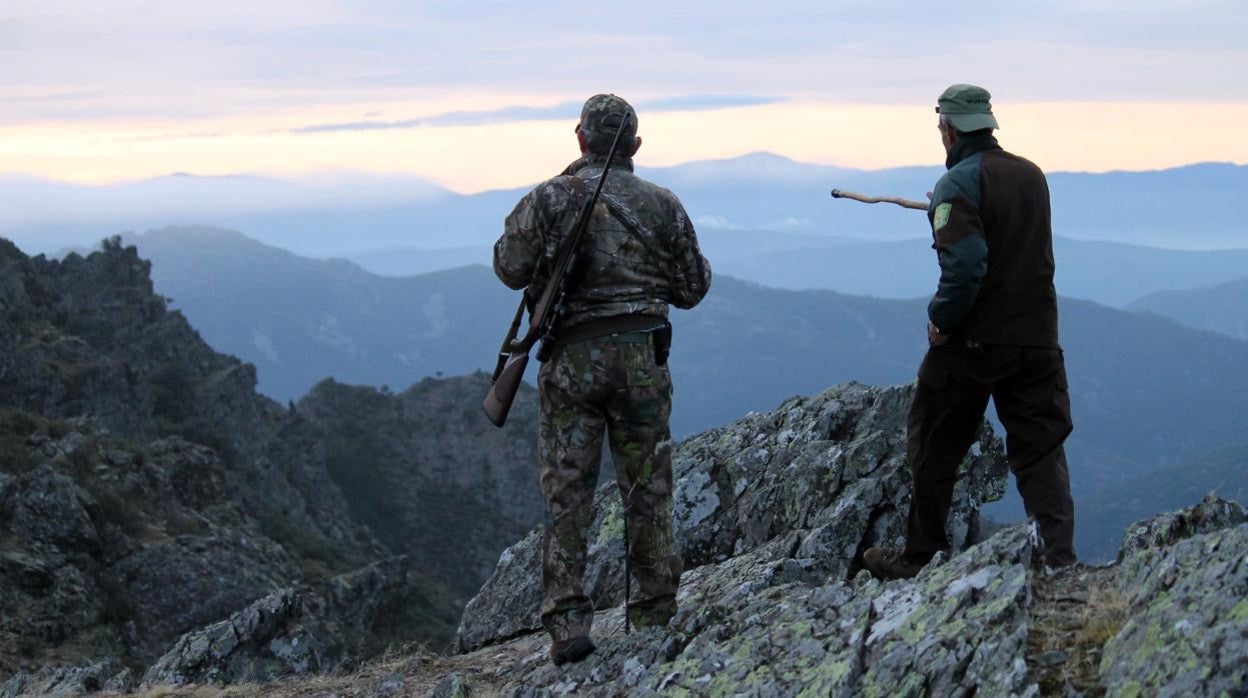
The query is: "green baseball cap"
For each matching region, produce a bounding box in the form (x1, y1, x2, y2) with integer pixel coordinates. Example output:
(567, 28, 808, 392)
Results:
(578, 94, 637, 138)
(935, 84, 999, 131)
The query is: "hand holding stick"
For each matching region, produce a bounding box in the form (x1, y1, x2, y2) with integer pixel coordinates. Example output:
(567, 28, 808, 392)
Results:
(830, 188, 928, 211)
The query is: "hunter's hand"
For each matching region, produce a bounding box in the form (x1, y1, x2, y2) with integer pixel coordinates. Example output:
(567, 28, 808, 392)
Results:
(928, 321, 949, 346)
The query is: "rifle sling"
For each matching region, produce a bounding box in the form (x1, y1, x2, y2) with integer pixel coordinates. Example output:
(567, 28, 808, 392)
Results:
(515, 176, 590, 350)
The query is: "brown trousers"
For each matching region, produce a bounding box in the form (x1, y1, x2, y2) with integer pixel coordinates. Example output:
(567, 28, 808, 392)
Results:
(904, 341, 1077, 566)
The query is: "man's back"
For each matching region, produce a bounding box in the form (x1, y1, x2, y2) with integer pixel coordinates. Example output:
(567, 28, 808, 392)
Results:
(969, 147, 1058, 347)
(931, 136, 1059, 348)
(494, 155, 710, 330)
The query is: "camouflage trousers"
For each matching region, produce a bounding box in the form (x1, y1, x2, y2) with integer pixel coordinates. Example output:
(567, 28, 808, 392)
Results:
(537, 334, 682, 643)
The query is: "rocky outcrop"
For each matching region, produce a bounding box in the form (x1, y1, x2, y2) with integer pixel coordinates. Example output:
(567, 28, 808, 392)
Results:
(137, 555, 467, 688)
(1, 661, 132, 698)
(294, 375, 541, 606)
(1116, 491, 1247, 559)
(0, 237, 374, 565)
(1101, 497, 1248, 695)
(0, 238, 513, 683)
(457, 382, 1008, 652)
(139, 589, 312, 688)
(262, 495, 1242, 697)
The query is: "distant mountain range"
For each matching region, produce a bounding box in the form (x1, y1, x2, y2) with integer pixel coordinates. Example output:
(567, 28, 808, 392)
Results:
(338, 232, 1248, 311)
(96, 226, 1248, 560)
(1078, 442, 1248, 560)
(712, 237, 1248, 308)
(1129, 275, 1248, 340)
(5, 154, 1247, 257)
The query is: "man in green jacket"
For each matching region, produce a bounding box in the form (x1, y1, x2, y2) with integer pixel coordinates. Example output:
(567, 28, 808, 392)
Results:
(864, 84, 1077, 580)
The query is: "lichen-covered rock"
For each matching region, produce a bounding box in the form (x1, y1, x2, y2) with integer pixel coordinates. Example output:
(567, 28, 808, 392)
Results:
(0, 660, 130, 698)
(633, 523, 1038, 697)
(139, 588, 314, 688)
(858, 523, 1040, 696)
(422, 523, 1036, 696)
(5, 465, 100, 551)
(1100, 521, 1248, 695)
(456, 382, 1007, 653)
(1116, 491, 1247, 560)
(140, 556, 456, 688)
(426, 672, 471, 698)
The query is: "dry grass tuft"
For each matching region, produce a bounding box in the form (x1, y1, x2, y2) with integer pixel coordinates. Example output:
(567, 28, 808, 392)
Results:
(1027, 564, 1126, 696)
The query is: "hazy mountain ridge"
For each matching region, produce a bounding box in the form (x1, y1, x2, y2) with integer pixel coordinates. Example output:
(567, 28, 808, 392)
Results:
(714, 236, 1248, 308)
(1078, 442, 1248, 560)
(1128, 274, 1248, 340)
(108, 226, 1248, 561)
(118, 226, 515, 401)
(5, 155, 1246, 256)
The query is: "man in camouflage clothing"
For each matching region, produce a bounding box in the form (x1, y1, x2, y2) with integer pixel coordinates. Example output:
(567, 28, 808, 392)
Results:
(493, 94, 712, 665)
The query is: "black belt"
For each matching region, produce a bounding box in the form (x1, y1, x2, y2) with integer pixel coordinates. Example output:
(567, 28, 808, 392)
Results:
(555, 315, 667, 346)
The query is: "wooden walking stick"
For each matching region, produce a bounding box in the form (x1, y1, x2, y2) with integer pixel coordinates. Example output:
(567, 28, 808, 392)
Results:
(830, 188, 928, 211)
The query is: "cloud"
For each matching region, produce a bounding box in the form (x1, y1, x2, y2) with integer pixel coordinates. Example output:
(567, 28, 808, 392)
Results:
(114, 131, 225, 144)
(4, 2, 1247, 126)
(292, 102, 582, 133)
(639, 95, 785, 112)
(291, 95, 785, 134)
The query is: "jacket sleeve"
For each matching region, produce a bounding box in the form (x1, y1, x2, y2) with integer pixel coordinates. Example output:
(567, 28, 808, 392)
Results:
(493, 189, 546, 290)
(926, 176, 988, 331)
(666, 200, 712, 309)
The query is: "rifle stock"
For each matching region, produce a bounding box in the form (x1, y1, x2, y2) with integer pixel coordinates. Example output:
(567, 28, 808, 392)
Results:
(483, 351, 529, 426)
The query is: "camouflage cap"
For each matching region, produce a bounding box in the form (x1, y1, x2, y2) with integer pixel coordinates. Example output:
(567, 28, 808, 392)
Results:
(578, 94, 637, 138)
(935, 84, 999, 131)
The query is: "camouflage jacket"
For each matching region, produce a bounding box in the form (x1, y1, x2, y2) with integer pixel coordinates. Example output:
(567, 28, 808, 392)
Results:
(493, 155, 712, 328)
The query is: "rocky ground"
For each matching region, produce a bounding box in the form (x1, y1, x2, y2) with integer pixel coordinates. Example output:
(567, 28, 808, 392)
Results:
(80, 495, 1240, 698)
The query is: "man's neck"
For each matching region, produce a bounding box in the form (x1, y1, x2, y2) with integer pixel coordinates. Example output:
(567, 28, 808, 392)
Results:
(563, 153, 636, 176)
(945, 132, 1000, 169)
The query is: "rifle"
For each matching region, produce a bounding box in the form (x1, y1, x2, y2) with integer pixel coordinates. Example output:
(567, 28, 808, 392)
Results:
(830, 188, 928, 211)
(482, 113, 633, 427)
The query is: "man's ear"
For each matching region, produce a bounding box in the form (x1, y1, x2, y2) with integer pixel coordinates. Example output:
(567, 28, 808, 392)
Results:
(576, 127, 588, 155)
(629, 135, 643, 157)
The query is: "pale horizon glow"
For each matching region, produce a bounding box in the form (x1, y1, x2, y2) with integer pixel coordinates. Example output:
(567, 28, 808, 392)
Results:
(3, 1, 1246, 193)
(2, 100, 1245, 193)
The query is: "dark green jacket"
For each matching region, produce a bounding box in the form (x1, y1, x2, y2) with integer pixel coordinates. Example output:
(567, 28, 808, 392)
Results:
(927, 133, 1060, 348)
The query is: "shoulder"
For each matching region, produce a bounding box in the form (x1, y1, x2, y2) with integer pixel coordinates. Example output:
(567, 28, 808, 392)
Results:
(992, 149, 1048, 182)
(932, 155, 984, 208)
(521, 174, 585, 212)
(624, 172, 688, 217)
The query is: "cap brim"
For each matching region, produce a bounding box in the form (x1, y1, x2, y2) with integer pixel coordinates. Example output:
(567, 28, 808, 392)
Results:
(946, 113, 999, 131)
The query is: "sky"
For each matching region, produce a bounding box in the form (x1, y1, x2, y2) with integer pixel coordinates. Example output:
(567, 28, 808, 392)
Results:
(1, 1, 1246, 192)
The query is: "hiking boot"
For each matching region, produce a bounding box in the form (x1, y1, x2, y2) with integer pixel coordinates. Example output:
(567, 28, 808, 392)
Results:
(550, 636, 596, 666)
(863, 547, 925, 580)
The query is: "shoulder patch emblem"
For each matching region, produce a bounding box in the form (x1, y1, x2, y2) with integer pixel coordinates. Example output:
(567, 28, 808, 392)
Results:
(933, 203, 952, 232)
